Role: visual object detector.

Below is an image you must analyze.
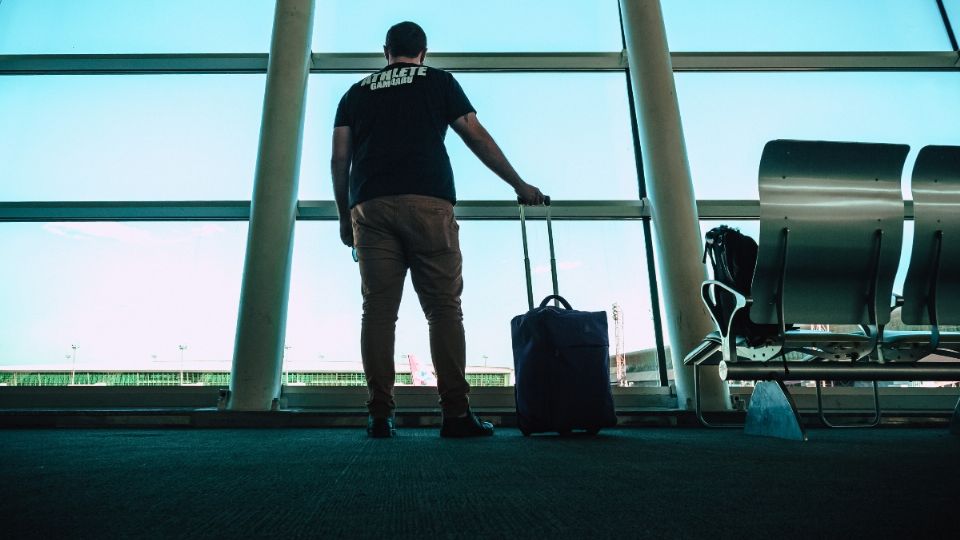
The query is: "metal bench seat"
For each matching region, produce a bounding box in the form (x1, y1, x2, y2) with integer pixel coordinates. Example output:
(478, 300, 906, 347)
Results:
(687, 141, 960, 439)
(782, 330, 873, 354)
(880, 330, 960, 361)
(882, 332, 960, 344)
(690, 140, 910, 439)
(880, 146, 960, 366)
(883, 330, 960, 348)
(729, 330, 874, 362)
(685, 329, 875, 364)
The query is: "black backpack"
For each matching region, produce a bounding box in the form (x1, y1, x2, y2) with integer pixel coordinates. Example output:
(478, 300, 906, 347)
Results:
(702, 226, 783, 344)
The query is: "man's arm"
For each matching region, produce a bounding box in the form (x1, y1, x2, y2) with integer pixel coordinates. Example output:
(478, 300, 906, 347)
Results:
(331, 126, 354, 247)
(451, 112, 545, 205)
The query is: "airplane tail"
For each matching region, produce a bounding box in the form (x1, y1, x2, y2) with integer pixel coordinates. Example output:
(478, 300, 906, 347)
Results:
(407, 354, 437, 386)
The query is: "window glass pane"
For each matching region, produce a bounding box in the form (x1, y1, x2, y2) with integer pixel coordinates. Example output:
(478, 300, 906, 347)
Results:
(0, 75, 264, 201)
(300, 73, 639, 201)
(312, 0, 622, 53)
(284, 222, 362, 379)
(661, 0, 951, 51)
(0, 223, 246, 380)
(0, 0, 274, 54)
(676, 73, 960, 200)
(286, 221, 657, 386)
(300, 75, 355, 200)
(945, 0, 960, 43)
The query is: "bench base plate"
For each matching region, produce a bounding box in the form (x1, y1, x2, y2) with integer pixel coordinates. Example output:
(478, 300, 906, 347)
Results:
(744, 381, 807, 441)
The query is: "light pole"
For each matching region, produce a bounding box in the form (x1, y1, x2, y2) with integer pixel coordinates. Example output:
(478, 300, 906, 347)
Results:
(283, 344, 292, 385)
(70, 344, 79, 385)
(178, 345, 187, 385)
(64, 355, 71, 387)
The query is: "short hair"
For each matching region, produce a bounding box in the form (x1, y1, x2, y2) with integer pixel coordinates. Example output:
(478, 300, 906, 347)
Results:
(385, 21, 427, 58)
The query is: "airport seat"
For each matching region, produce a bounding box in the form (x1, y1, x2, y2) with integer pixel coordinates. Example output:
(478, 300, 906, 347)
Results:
(685, 140, 960, 440)
(880, 145, 960, 362)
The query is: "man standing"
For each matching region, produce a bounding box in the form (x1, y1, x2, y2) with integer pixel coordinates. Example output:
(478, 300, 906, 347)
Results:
(332, 21, 545, 438)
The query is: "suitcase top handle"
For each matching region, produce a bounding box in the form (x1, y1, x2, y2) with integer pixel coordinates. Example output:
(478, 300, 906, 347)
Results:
(516, 195, 551, 206)
(539, 295, 572, 310)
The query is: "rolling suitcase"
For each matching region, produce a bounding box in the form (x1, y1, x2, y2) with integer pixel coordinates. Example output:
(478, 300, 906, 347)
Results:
(510, 198, 617, 436)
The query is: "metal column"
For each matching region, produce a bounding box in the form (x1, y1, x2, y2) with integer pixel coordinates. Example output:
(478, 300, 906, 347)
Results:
(619, 0, 729, 410)
(228, 0, 315, 411)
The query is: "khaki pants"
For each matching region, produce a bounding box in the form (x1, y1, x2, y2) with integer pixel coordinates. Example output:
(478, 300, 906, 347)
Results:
(351, 194, 469, 419)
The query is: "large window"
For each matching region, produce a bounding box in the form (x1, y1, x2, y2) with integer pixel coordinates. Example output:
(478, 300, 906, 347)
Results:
(312, 0, 622, 53)
(0, 0, 622, 55)
(0, 0, 274, 54)
(0, 222, 246, 371)
(0, 75, 265, 201)
(661, 0, 952, 51)
(301, 73, 638, 201)
(676, 73, 960, 200)
(946, 0, 960, 40)
(285, 221, 656, 383)
(2, 1, 956, 397)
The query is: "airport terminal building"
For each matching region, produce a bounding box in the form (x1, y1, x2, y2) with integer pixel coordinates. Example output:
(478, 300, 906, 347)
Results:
(1, 1, 958, 537)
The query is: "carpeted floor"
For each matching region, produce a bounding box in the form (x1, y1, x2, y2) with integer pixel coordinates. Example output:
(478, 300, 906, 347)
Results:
(1, 427, 957, 539)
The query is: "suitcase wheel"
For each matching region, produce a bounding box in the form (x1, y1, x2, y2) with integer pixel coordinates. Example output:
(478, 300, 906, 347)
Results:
(518, 417, 532, 436)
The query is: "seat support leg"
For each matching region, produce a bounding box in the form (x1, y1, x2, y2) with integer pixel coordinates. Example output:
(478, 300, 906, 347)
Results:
(694, 361, 742, 428)
(815, 380, 882, 428)
(744, 380, 807, 441)
(951, 396, 960, 436)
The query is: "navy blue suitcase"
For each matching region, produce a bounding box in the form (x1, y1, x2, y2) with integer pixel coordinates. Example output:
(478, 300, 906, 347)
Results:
(510, 200, 617, 436)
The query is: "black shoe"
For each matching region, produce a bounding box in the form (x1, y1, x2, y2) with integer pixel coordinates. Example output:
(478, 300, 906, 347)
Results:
(367, 415, 395, 438)
(440, 410, 495, 438)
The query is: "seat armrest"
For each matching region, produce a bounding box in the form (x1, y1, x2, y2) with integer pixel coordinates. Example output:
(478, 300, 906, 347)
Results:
(700, 280, 753, 363)
(702, 280, 749, 305)
(700, 280, 750, 337)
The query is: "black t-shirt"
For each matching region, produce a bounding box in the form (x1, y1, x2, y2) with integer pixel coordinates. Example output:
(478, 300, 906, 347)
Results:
(334, 62, 476, 208)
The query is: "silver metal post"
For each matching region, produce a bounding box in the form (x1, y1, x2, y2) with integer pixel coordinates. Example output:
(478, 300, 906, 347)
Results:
(620, 0, 729, 410)
(519, 204, 534, 311)
(722, 361, 960, 381)
(228, 0, 315, 411)
(546, 204, 559, 306)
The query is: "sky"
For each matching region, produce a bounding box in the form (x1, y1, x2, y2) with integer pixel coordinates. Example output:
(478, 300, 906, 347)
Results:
(0, 0, 958, 373)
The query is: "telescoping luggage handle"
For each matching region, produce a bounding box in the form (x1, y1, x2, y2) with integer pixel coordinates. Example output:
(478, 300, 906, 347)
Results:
(519, 196, 560, 311)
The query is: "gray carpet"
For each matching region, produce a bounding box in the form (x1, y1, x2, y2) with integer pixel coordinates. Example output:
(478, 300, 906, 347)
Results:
(1, 427, 958, 539)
